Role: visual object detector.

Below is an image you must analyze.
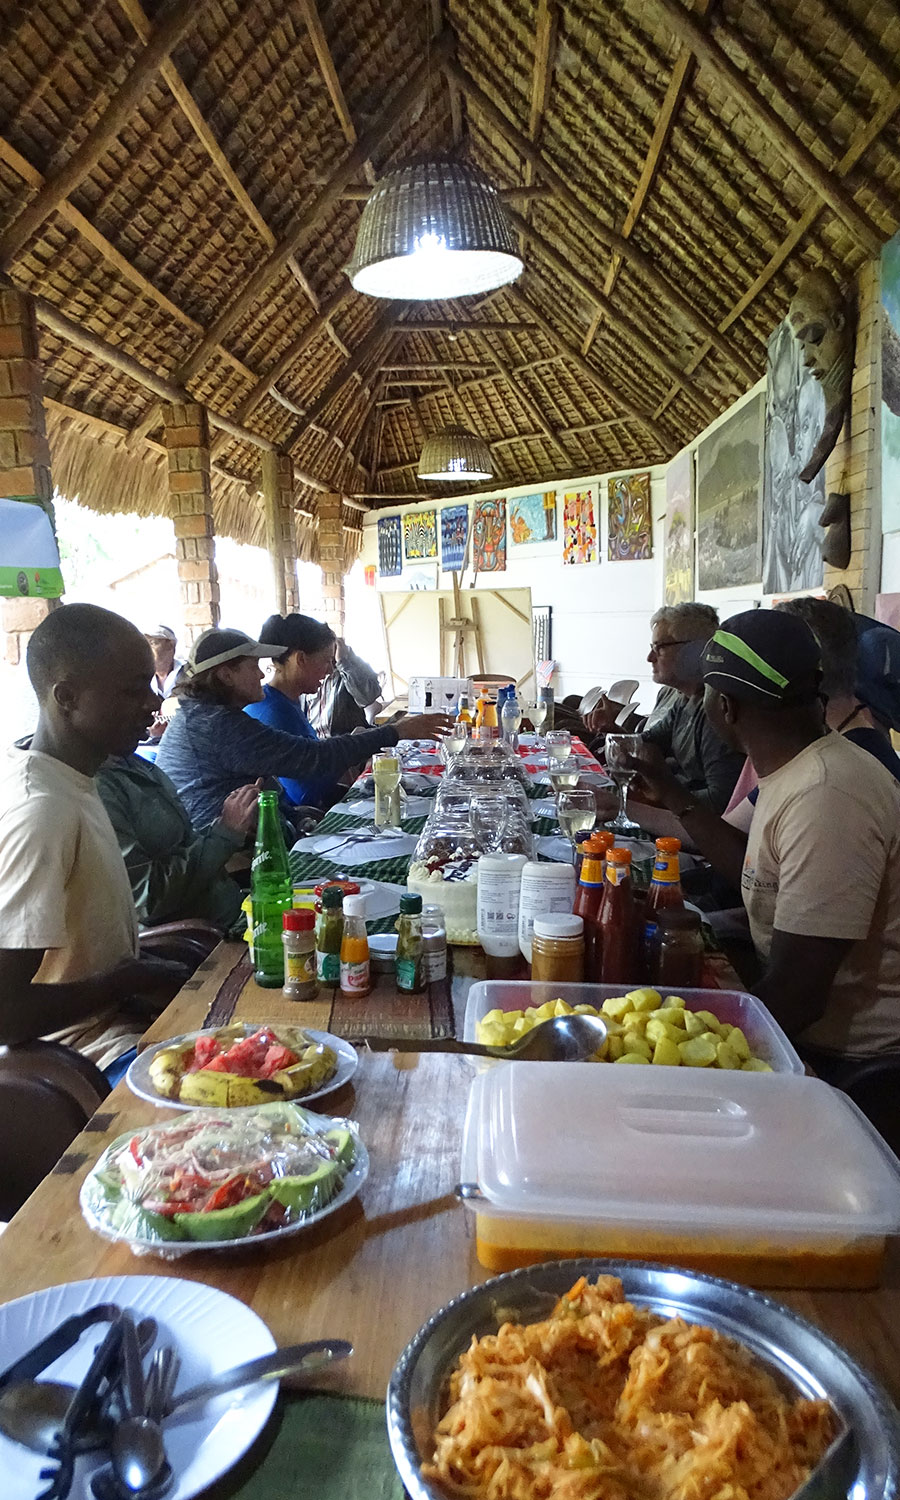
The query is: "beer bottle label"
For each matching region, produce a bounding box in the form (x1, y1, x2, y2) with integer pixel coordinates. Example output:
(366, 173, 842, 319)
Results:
(317, 950, 340, 983)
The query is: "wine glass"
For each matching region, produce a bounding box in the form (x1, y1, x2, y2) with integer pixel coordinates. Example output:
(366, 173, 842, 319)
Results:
(556, 789, 597, 863)
(548, 767, 580, 794)
(439, 721, 468, 765)
(603, 733, 644, 835)
(528, 698, 548, 746)
(469, 791, 510, 853)
(372, 750, 401, 830)
(545, 729, 571, 771)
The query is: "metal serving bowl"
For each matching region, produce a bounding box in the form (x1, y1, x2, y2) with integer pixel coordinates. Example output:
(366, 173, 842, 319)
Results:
(387, 1257, 900, 1500)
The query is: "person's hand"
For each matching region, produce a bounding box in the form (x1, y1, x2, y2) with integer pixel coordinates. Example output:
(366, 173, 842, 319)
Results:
(394, 712, 455, 740)
(584, 694, 625, 736)
(107, 955, 193, 1013)
(622, 743, 683, 809)
(220, 780, 262, 835)
(145, 711, 166, 741)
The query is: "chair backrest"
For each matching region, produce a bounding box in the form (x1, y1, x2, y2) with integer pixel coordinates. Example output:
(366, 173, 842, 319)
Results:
(0, 1040, 110, 1118)
(0, 1074, 91, 1222)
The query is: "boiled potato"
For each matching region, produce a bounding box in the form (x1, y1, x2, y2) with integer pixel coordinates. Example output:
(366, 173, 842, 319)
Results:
(728, 1026, 751, 1061)
(682, 1011, 707, 1038)
(616, 1051, 651, 1064)
(606, 1034, 625, 1061)
(624, 988, 662, 1013)
(649, 1006, 686, 1028)
(679, 1035, 718, 1067)
(619, 1011, 649, 1035)
(645, 1017, 683, 1046)
(622, 1032, 652, 1060)
(715, 1040, 741, 1070)
(601, 995, 634, 1022)
(742, 1057, 773, 1072)
(662, 996, 686, 1010)
(652, 1037, 682, 1066)
(694, 1009, 725, 1034)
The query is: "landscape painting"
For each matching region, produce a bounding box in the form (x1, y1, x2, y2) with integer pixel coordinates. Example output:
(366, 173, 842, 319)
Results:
(562, 488, 597, 564)
(696, 393, 764, 590)
(608, 471, 652, 560)
(510, 491, 557, 545)
(664, 451, 694, 605)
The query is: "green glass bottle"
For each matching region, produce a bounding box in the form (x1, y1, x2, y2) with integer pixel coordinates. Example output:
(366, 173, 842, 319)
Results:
(251, 791, 293, 987)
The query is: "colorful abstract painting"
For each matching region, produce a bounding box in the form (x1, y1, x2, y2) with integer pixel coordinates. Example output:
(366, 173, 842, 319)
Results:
(440, 504, 469, 571)
(608, 471, 652, 560)
(403, 510, 438, 560)
(510, 491, 557, 545)
(562, 489, 597, 565)
(377, 515, 402, 577)
(472, 497, 507, 573)
(881, 232, 900, 533)
(664, 451, 694, 605)
(697, 392, 763, 590)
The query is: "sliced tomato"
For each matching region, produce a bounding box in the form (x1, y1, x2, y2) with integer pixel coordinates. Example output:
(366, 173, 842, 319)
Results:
(199, 1055, 231, 1073)
(191, 1034, 222, 1070)
(204, 1175, 250, 1212)
(260, 1044, 299, 1077)
(128, 1135, 143, 1167)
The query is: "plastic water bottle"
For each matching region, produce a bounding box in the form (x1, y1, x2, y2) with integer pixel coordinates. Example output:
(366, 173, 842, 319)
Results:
(251, 791, 293, 987)
(501, 685, 522, 744)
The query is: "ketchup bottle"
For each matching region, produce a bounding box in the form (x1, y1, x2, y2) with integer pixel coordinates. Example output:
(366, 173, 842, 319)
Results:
(599, 847, 640, 985)
(573, 851, 605, 980)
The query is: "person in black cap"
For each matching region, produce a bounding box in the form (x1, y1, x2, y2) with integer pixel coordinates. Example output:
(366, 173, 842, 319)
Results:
(157, 626, 452, 830)
(628, 608, 900, 1071)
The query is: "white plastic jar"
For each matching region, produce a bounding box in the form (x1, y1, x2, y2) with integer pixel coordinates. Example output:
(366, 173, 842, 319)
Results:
(477, 853, 528, 958)
(517, 860, 577, 963)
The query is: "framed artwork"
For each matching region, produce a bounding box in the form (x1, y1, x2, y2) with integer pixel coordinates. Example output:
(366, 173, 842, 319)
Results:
(664, 451, 694, 605)
(762, 319, 825, 593)
(562, 488, 597, 564)
(510, 491, 557, 545)
(472, 497, 507, 573)
(440, 504, 469, 571)
(882, 232, 900, 533)
(364, 564, 376, 587)
(696, 392, 764, 591)
(608, 471, 652, 560)
(403, 510, 438, 560)
(377, 515, 402, 577)
(532, 604, 552, 664)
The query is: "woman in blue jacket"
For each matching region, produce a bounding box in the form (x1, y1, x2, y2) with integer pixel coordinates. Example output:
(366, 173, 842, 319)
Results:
(244, 614, 343, 808)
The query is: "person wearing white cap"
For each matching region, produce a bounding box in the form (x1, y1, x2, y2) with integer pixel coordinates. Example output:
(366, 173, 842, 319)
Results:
(144, 625, 184, 700)
(157, 626, 452, 830)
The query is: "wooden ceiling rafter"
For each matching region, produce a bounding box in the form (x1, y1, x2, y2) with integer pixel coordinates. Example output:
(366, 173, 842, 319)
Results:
(429, 0, 464, 146)
(297, 0, 377, 188)
(519, 0, 559, 252)
(282, 306, 401, 451)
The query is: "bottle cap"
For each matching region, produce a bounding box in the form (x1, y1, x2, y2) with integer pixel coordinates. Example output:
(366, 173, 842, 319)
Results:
(533, 914, 584, 939)
(343, 894, 367, 917)
(321, 886, 345, 908)
(586, 831, 614, 852)
(607, 847, 633, 864)
(400, 893, 423, 913)
(315, 879, 360, 898)
(655, 836, 681, 853)
(283, 909, 314, 931)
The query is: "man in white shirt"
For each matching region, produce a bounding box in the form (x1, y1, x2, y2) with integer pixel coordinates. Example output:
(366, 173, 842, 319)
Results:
(0, 604, 188, 1072)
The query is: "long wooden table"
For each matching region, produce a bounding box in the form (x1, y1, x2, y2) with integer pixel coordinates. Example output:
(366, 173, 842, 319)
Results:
(2, 951, 900, 1417)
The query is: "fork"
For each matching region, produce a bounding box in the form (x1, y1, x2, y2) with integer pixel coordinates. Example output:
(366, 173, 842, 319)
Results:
(38, 1320, 124, 1500)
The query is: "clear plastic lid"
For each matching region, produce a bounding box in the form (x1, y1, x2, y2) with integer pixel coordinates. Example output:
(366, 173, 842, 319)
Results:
(463, 1064, 900, 1236)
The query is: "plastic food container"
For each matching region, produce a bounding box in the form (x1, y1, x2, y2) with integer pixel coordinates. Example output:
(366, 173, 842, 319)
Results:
(463, 981, 805, 1073)
(460, 1063, 900, 1287)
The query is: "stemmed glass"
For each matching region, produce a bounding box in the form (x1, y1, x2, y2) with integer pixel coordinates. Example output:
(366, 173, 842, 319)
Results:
(527, 697, 549, 747)
(603, 733, 644, 835)
(469, 791, 510, 853)
(545, 729, 571, 771)
(439, 721, 469, 766)
(556, 789, 597, 863)
(372, 750, 401, 830)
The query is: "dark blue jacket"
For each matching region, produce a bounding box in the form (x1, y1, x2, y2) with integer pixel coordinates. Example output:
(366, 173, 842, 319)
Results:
(244, 685, 335, 806)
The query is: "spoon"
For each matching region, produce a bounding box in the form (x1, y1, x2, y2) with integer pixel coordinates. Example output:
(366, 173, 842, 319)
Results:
(363, 1012, 608, 1062)
(0, 1337, 352, 1453)
(111, 1312, 166, 1494)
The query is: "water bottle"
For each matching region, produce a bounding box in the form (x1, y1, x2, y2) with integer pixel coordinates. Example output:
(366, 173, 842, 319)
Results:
(251, 791, 293, 987)
(500, 685, 522, 745)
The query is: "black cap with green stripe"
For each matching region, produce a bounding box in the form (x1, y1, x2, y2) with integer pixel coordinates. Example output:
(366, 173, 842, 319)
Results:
(701, 610, 822, 706)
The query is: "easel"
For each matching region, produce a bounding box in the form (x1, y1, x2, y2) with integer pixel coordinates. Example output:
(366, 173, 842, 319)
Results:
(439, 571, 485, 677)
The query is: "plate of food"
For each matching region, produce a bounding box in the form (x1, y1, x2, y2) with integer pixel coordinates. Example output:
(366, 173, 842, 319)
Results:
(81, 1101, 368, 1255)
(387, 1258, 900, 1500)
(126, 1023, 358, 1110)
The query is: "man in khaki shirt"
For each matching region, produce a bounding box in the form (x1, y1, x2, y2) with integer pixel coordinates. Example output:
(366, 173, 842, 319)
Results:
(0, 604, 188, 1073)
(628, 609, 900, 1069)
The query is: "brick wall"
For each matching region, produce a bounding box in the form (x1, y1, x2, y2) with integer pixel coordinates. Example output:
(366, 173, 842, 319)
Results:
(823, 259, 881, 611)
(318, 491, 344, 636)
(162, 401, 220, 641)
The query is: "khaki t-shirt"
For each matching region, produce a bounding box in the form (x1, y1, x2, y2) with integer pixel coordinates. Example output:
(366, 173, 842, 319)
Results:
(0, 746, 140, 1067)
(742, 733, 900, 1056)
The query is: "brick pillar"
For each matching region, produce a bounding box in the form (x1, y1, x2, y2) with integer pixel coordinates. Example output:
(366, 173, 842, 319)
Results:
(162, 402, 220, 642)
(0, 280, 56, 667)
(261, 450, 300, 616)
(824, 260, 881, 611)
(318, 491, 345, 636)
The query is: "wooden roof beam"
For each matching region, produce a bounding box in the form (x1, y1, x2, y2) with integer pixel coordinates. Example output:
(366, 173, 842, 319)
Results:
(298, 0, 377, 187)
(429, 0, 464, 146)
(506, 286, 671, 454)
(445, 58, 759, 388)
(647, 0, 882, 256)
(470, 330, 572, 467)
(336, 185, 554, 201)
(115, 0, 318, 308)
(0, 0, 203, 268)
(381, 362, 495, 372)
(521, 0, 559, 241)
(395, 319, 539, 332)
(282, 307, 401, 449)
(176, 31, 455, 386)
(583, 0, 710, 356)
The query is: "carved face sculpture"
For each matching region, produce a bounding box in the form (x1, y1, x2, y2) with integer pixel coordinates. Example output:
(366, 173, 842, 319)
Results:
(788, 271, 850, 389)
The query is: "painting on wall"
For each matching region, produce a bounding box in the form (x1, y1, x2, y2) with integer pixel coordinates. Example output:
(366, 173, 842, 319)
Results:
(608, 471, 652, 560)
(472, 497, 507, 573)
(762, 319, 826, 593)
(562, 488, 597, 565)
(664, 451, 694, 606)
(696, 392, 764, 591)
(882, 232, 900, 534)
(440, 505, 469, 572)
(510, 491, 557, 545)
(403, 510, 438, 560)
(377, 515, 402, 577)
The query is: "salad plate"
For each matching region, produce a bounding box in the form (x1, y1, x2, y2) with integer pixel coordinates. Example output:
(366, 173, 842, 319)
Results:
(126, 1026, 359, 1111)
(0, 1275, 277, 1500)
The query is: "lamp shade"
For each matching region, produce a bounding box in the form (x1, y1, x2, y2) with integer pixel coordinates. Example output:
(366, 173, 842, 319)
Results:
(346, 160, 523, 300)
(418, 426, 493, 481)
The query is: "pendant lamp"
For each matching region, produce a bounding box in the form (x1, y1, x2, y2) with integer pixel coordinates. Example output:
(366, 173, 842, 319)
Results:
(346, 160, 523, 300)
(418, 426, 493, 481)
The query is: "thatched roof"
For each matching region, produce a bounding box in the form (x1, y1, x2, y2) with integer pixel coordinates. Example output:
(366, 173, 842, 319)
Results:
(2, 0, 898, 539)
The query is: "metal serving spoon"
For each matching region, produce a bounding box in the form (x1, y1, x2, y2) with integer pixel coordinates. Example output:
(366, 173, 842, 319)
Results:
(363, 1012, 608, 1062)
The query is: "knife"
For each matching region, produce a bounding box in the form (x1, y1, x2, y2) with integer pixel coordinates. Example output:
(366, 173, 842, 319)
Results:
(165, 1338, 353, 1420)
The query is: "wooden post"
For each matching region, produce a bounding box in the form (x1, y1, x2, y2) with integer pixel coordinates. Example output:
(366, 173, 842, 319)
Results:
(0, 280, 56, 666)
(261, 450, 300, 616)
(161, 401, 220, 642)
(317, 491, 345, 636)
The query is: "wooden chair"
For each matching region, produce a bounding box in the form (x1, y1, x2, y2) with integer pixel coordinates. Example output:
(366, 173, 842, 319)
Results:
(0, 1041, 110, 1222)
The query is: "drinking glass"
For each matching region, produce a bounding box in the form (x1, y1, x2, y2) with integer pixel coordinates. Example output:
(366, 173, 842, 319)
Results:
(372, 750, 401, 829)
(439, 722, 468, 765)
(528, 698, 548, 744)
(603, 733, 644, 834)
(545, 730, 571, 770)
(469, 791, 510, 853)
(548, 768, 580, 793)
(556, 789, 597, 862)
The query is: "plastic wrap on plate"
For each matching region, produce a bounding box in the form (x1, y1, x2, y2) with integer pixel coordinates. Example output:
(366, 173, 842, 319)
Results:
(81, 1101, 362, 1257)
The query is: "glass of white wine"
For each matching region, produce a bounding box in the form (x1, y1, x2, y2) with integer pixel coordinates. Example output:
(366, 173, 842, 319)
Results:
(545, 729, 571, 772)
(603, 733, 644, 834)
(439, 721, 468, 766)
(556, 788, 597, 862)
(548, 767, 580, 794)
(372, 750, 401, 829)
(528, 698, 548, 746)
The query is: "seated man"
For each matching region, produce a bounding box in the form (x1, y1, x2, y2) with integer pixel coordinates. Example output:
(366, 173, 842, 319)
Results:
(629, 610, 900, 1069)
(96, 755, 260, 929)
(582, 604, 721, 744)
(0, 604, 188, 1075)
(303, 638, 384, 736)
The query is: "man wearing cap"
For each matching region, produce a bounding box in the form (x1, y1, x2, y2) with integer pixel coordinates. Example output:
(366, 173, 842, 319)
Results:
(145, 625, 184, 700)
(157, 626, 453, 830)
(631, 609, 900, 1069)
